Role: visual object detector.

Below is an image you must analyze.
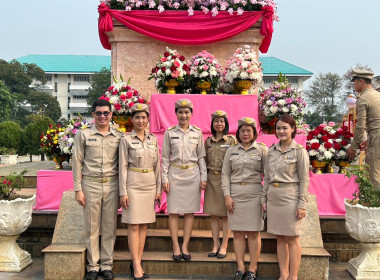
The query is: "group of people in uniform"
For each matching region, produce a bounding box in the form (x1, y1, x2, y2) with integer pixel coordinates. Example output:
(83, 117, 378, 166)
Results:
(72, 97, 310, 280)
(73, 67, 379, 280)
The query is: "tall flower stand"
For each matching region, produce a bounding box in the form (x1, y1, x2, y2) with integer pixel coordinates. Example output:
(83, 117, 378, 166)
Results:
(0, 195, 36, 272)
(345, 199, 380, 279)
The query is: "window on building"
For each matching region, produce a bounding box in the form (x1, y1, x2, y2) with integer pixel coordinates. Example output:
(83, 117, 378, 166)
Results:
(287, 77, 298, 84)
(55, 74, 58, 78)
(45, 75, 52, 82)
(74, 75, 90, 82)
(263, 77, 277, 84)
(68, 97, 70, 109)
(73, 95, 88, 100)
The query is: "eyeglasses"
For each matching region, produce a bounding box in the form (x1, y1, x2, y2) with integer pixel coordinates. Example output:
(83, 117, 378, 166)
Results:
(94, 111, 111, 117)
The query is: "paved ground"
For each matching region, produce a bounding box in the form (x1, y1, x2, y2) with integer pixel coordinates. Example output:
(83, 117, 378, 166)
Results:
(0, 259, 353, 280)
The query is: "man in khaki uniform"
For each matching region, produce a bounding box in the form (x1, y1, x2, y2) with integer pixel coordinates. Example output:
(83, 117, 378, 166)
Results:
(347, 69, 380, 190)
(72, 99, 123, 280)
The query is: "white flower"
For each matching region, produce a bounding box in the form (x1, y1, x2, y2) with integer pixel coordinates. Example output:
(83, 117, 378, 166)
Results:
(109, 96, 119, 104)
(269, 106, 278, 114)
(338, 150, 346, 157)
(165, 69, 172, 75)
(309, 150, 318, 156)
(278, 99, 286, 106)
(319, 146, 326, 152)
(310, 139, 319, 144)
(266, 100, 273, 106)
(282, 107, 290, 113)
(240, 71, 249, 79)
(201, 71, 209, 77)
(290, 104, 298, 111)
(324, 151, 333, 159)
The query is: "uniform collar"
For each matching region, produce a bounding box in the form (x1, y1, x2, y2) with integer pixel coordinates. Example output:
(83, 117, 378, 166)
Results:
(237, 141, 258, 150)
(175, 124, 196, 132)
(358, 87, 375, 98)
(211, 135, 228, 142)
(90, 124, 117, 136)
(130, 129, 149, 140)
(274, 139, 297, 153)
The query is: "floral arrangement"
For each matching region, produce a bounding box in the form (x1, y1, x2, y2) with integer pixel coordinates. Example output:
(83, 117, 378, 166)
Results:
(332, 126, 354, 162)
(40, 124, 66, 160)
(258, 74, 306, 124)
(306, 122, 338, 162)
(59, 115, 92, 155)
(103, 0, 279, 20)
(187, 50, 223, 92)
(222, 45, 263, 93)
(0, 169, 28, 200)
(100, 76, 148, 116)
(149, 47, 190, 93)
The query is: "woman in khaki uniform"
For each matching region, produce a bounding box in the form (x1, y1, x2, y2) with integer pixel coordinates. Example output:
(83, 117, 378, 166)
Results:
(204, 110, 236, 259)
(161, 99, 207, 262)
(262, 114, 309, 280)
(222, 117, 268, 280)
(119, 104, 161, 280)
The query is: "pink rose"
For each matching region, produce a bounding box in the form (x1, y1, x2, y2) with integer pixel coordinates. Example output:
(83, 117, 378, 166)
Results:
(120, 95, 127, 101)
(173, 60, 180, 67)
(114, 103, 122, 111)
(161, 57, 167, 62)
(202, 65, 209, 71)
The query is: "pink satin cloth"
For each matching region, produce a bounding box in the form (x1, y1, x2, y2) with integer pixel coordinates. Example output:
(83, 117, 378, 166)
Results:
(309, 173, 358, 216)
(98, 4, 274, 52)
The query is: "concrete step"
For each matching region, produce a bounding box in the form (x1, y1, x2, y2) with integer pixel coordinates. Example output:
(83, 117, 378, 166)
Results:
(114, 229, 277, 253)
(112, 248, 330, 278)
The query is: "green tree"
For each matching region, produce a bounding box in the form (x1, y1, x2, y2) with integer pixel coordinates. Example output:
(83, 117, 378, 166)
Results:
(87, 67, 111, 112)
(0, 81, 15, 122)
(0, 121, 22, 152)
(28, 91, 62, 122)
(304, 72, 345, 123)
(20, 115, 54, 161)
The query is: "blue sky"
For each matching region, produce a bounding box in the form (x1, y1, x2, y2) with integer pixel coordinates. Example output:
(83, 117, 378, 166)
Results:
(1, 0, 379, 86)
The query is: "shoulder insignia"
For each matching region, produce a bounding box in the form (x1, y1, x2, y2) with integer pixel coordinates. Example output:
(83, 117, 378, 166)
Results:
(229, 135, 236, 139)
(81, 125, 90, 130)
(192, 125, 201, 130)
(297, 144, 303, 149)
(258, 142, 266, 146)
(168, 126, 176, 130)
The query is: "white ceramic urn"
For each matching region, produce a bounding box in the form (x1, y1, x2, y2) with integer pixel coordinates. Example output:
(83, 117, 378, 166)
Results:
(344, 198, 380, 279)
(0, 194, 36, 272)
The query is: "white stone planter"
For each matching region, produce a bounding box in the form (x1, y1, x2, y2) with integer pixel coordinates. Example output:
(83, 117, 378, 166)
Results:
(344, 198, 380, 279)
(0, 194, 36, 272)
(0, 155, 18, 165)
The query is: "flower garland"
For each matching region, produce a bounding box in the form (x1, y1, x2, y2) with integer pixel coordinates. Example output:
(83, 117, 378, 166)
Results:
(149, 47, 190, 93)
(100, 76, 148, 116)
(103, 0, 279, 20)
(188, 50, 223, 92)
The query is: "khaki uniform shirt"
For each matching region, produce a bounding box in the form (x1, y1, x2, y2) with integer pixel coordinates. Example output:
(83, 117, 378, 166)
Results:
(221, 141, 268, 196)
(72, 125, 123, 192)
(262, 140, 310, 209)
(118, 130, 161, 196)
(351, 87, 380, 150)
(161, 124, 207, 184)
(205, 135, 237, 171)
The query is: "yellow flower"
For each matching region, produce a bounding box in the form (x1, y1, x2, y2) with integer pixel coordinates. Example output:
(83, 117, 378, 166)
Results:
(54, 136, 58, 140)
(54, 140, 58, 144)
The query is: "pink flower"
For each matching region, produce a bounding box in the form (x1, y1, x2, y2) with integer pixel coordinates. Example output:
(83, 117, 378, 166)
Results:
(328, 121, 336, 126)
(237, 8, 244, 15)
(119, 95, 127, 101)
(188, 7, 194, 16)
(201, 6, 209, 14)
(129, 102, 135, 108)
(202, 65, 209, 71)
(158, 4, 164, 13)
(173, 60, 181, 67)
(114, 103, 122, 111)
(126, 92, 133, 98)
(161, 57, 167, 62)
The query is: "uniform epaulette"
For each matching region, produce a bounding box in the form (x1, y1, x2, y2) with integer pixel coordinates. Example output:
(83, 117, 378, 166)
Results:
(258, 142, 266, 146)
(168, 126, 176, 130)
(229, 135, 236, 139)
(192, 125, 201, 130)
(297, 144, 304, 149)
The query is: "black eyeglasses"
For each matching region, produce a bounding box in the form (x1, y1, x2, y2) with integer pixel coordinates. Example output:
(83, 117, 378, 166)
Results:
(94, 111, 111, 117)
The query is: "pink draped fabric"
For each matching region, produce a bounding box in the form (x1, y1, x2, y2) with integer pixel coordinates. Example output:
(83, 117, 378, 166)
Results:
(98, 3, 274, 53)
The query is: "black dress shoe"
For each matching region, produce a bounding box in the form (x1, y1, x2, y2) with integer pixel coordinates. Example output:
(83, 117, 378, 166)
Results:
(208, 247, 219, 257)
(101, 270, 114, 280)
(182, 252, 191, 261)
(173, 252, 182, 261)
(143, 272, 150, 278)
(217, 252, 226, 259)
(134, 275, 144, 280)
(233, 270, 246, 280)
(130, 262, 134, 276)
(244, 271, 256, 280)
(86, 270, 98, 280)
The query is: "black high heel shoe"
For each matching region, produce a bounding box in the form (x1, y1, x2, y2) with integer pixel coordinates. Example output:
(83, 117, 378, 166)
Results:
(181, 252, 191, 261)
(130, 262, 150, 278)
(173, 252, 182, 262)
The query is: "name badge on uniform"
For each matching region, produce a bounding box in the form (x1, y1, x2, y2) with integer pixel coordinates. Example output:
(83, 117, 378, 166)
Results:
(147, 142, 155, 145)
(251, 152, 260, 157)
(171, 137, 179, 139)
(220, 145, 230, 148)
(231, 153, 239, 156)
(190, 136, 198, 139)
(284, 156, 295, 160)
(88, 139, 97, 141)
(132, 142, 140, 144)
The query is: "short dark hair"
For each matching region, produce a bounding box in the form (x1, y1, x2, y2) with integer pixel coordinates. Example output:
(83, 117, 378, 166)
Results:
(353, 77, 372, 85)
(175, 107, 193, 114)
(211, 116, 229, 137)
(275, 114, 297, 138)
(236, 124, 258, 143)
(92, 99, 112, 112)
(131, 111, 149, 118)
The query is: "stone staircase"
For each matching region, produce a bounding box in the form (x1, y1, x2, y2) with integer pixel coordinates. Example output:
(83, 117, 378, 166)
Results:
(42, 192, 330, 279)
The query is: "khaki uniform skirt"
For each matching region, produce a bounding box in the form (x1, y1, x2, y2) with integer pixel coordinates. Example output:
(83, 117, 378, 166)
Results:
(122, 171, 156, 224)
(167, 165, 201, 214)
(228, 182, 263, 231)
(267, 183, 301, 236)
(204, 171, 227, 216)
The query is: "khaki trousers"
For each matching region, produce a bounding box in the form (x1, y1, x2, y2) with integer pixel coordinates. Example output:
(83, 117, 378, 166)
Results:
(366, 129, 380, 190)
(82, 179, 119, 272)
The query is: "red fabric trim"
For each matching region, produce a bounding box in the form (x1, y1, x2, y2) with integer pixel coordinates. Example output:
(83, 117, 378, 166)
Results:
(98, 3, 274, 53)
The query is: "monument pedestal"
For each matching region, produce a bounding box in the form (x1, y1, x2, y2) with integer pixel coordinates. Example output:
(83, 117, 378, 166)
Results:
(106, 20, 263, 97)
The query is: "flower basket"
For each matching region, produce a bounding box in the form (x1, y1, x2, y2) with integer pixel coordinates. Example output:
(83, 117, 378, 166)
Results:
(112, 115, 133, 132)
